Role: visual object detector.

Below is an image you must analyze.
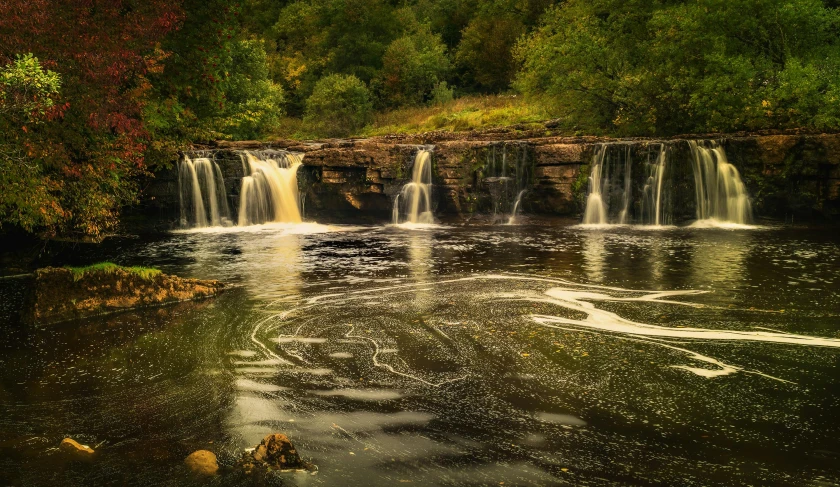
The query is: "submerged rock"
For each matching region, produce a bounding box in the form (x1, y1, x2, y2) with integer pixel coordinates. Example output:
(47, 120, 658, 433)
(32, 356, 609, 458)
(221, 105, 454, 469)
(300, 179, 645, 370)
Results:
(240, 434, 312, 473)
(24, 265, 225, 326)
(185, 450, 219, 476)
(59, 438, 95, 459)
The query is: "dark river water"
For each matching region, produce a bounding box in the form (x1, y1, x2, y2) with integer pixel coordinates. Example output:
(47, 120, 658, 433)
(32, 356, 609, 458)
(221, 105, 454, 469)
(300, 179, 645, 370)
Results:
(1, 218, 839, 486)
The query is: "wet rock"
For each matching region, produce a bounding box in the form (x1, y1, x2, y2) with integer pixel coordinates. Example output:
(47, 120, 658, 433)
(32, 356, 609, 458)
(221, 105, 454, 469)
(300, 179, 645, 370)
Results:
(24, 266, 225, 326)
(240, 434, 312, 473)
(59, 438, 95, 459)
(185, 450, 219, 476)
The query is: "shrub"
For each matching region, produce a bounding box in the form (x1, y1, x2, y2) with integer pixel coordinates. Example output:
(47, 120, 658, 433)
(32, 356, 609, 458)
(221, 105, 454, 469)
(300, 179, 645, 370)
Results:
(429, 81, 455, 106)
(304, 74, 373, 137)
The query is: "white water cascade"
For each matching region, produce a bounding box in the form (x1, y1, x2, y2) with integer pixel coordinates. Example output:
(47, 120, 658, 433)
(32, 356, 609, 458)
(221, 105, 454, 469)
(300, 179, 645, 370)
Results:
(582, 144, 635, 225)
(507, 189, 527, 225)
(689, 141, 752, 224)
(641, 145, 668, 226)
(582, 145, 609, 224)
(393, 149, 434, 224)
(238, 150, 304, 226)
(178, 155, 232, 228)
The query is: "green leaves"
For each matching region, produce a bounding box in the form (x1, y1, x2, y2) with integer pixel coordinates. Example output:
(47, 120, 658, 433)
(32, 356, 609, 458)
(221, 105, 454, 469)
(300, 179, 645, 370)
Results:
(515, 0, 840, 135)
(0, 54, 61, 123)
(304, 74, 373, 137)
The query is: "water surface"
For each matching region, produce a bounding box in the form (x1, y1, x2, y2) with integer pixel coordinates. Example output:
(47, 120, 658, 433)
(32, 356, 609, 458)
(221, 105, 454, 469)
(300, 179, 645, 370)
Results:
(1, 219, 839, 486)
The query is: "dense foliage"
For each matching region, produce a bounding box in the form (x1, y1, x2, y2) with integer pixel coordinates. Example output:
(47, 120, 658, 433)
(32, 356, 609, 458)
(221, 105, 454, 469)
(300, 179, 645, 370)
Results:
(0, 0, 838, 237)
(515, 0, 840, 135)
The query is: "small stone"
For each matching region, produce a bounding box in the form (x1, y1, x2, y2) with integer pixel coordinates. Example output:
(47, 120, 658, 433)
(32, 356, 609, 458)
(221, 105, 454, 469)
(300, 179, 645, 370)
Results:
(185, 450, 219, 476)
(59, 438, 95, 459)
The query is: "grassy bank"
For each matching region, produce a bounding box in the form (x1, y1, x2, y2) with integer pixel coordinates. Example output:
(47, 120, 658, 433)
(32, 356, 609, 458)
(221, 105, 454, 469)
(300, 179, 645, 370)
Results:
(270, 94, 553, 140)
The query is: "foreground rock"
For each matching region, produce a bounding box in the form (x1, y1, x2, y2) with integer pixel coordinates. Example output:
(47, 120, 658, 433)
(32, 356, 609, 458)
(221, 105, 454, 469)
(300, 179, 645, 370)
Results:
(240, 434, 312, 474)
(59, 438, 95, 459)
(25, 265, 225, 326)
(185, 450, 219, 476)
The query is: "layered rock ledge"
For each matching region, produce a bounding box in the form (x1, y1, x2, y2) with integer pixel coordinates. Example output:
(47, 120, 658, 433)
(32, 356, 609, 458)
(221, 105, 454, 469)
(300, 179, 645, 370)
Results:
(140, 130, 840, 226)
(25, 265, 224, 326)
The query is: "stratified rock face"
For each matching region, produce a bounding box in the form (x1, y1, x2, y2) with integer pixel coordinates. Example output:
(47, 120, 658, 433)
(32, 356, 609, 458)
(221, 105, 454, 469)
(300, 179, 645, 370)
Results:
(139, 131, 840, 225)
(184, 450, 219, 476)
(26, 267, 225, 326)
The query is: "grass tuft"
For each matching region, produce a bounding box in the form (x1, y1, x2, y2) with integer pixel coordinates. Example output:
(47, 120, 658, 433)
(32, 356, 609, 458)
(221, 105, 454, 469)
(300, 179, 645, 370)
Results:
(65, 262, 162, 282)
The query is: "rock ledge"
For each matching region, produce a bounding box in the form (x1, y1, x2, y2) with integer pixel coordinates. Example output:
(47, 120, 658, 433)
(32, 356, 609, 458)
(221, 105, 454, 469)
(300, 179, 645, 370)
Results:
(25, 265, 224, 326)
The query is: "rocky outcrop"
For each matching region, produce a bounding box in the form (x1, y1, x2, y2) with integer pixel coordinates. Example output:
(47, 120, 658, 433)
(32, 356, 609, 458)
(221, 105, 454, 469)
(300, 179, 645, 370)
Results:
(138, 131, 840, 226)
(25, 267, 225, 326)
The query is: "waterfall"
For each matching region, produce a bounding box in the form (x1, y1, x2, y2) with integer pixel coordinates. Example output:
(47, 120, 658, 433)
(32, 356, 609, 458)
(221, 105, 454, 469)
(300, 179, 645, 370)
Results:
(393, 149, 434, 224)
(641, 145, 668, 226)
(238, 150, 304, 226)
(689, 141, 752, 224)
(617, 147, 632, 224)
(178, 155, 232, 228)
(583, 143, 668, 226)
(582, 145, 609, 224)
(507, 190, 527, 225)
(483, 142, 532, 223)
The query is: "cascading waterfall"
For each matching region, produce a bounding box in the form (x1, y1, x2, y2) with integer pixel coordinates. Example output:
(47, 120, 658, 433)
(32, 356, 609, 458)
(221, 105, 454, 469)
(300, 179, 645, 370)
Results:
(238, 150, 304, 226)
(689, 140, 752, 224)
(617, 147, 632, 224)
(582, 143, 668, 226)
(582, 145, 610, 224)
(178, 155, 232, 228)
(393, 149, 434, 224)
(507, 190, 527, 225)
(483, 142, 532, 223)
(641, 145, 668, 226)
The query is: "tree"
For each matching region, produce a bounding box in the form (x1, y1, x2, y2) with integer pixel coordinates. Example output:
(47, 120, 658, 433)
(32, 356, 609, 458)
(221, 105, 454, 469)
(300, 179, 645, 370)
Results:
(377, 23, 451, 107)
(304, 74, 373, 137)
(216, 40, 286, 139)
(0, 0, 182, 238)
(0, 54, 65, 232)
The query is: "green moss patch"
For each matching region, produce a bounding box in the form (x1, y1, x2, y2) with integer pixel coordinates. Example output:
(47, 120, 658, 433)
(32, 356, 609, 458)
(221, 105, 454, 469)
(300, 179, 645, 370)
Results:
(64, 262, 162, 282)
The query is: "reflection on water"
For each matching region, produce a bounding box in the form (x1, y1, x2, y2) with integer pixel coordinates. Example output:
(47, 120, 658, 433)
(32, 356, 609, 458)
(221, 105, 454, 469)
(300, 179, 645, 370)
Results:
(0, 219, 839, 486)
(580, 230, 607, 282)
(689, 229, 753, 291)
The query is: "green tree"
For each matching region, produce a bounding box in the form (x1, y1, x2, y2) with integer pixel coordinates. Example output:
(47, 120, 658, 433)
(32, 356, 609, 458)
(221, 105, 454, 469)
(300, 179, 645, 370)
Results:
(216, 40, 286, 139)
(377, 23, 451, 107)
(271, 0, 399, 115)
(0, 54, 65, 232)
(304, 74, 373, 137)
(455, 0, 555, 92)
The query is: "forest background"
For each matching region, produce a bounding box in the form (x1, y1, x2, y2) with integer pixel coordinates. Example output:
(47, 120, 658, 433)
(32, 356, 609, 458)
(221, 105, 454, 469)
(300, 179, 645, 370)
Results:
(1, 0, 838, 237)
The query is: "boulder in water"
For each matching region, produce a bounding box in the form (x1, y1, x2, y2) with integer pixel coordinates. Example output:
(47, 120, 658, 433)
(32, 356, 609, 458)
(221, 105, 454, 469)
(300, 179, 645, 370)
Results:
(240, 434, 312, 473)
(185, 450, 219, 476)
(59, 438, 95, 459)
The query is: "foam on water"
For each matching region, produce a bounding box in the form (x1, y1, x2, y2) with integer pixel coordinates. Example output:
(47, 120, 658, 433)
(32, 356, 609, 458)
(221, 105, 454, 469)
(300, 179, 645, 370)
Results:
(171, 222, 351, 235)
